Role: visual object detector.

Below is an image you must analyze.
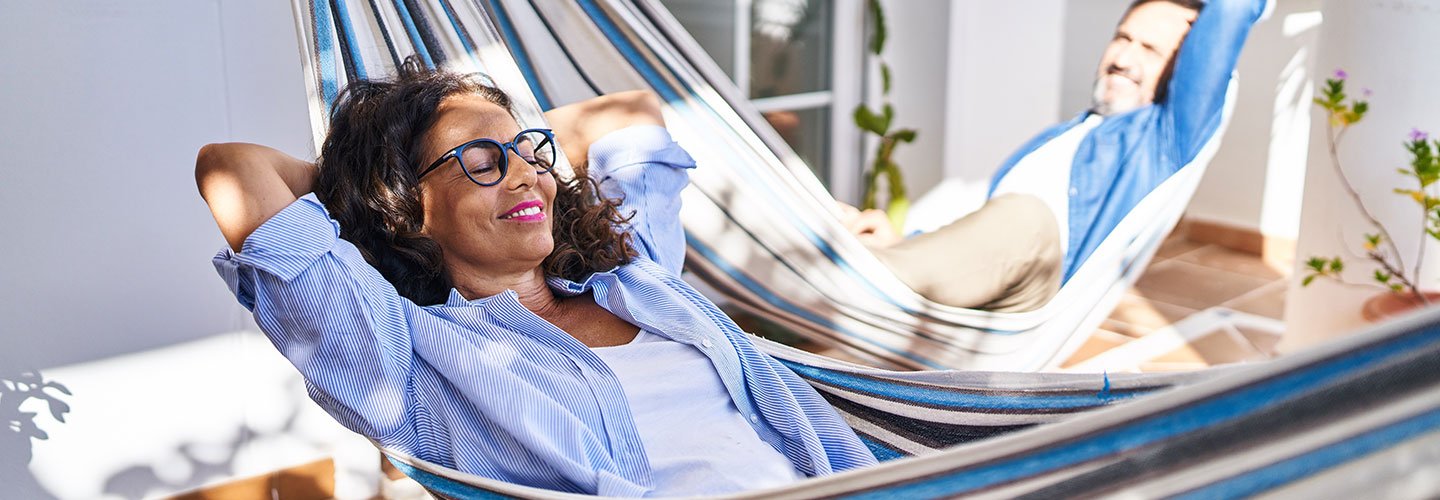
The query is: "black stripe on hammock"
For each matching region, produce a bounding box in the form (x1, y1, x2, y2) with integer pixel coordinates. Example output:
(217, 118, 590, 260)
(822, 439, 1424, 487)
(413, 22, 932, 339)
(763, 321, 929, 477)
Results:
(401, 0, 449, 65)
(524, 0, 604, 97)
(328, 0, 360, 81)
(824, 393, 1039, 451)
(365, 0, 403, 68)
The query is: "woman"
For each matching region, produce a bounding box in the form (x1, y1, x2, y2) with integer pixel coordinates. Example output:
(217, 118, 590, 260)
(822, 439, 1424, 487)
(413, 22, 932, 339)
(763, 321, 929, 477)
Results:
(196, 63, 875, 497)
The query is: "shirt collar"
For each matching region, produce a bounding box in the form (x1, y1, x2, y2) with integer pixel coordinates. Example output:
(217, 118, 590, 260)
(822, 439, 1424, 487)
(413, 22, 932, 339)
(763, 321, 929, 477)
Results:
(438, 267, 622, 307)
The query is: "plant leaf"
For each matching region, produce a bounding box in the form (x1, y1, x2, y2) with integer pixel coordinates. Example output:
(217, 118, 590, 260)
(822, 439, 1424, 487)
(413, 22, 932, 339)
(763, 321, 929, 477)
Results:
(881, 63, 892, 95)
(866, 0, 887, 54)
(853, 105, 887, 135)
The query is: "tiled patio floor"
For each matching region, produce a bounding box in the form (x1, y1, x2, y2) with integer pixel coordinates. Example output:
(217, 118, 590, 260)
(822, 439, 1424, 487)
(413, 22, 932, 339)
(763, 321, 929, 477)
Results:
(1059, 231, 1292, 372)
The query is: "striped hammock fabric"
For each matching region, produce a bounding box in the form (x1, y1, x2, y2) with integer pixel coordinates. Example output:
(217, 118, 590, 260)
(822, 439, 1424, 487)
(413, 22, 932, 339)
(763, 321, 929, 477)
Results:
(287, 0, 1440, 498)
(384, 314, 1440, 499)
(289, 0, 1230, 372)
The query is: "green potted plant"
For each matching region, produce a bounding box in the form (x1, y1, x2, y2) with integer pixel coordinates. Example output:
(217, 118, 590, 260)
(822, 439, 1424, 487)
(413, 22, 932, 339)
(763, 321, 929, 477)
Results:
(853, 0, 916, 232)
(1301, 69, 1440, 321)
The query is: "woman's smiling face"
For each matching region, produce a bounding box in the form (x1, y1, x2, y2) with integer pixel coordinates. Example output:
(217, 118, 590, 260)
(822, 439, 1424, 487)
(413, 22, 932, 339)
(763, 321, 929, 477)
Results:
(415, 94, 558, 282)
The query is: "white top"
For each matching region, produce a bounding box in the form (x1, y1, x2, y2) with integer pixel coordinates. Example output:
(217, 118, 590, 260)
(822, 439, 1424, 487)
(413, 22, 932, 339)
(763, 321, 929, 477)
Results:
(991, 113, 1104, 255)
(592, 329, 804, 497)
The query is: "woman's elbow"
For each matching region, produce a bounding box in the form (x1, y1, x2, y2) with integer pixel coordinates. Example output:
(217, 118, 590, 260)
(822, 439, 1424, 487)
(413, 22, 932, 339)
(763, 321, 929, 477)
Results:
(195, 143, 246, 189)
(609, 89, 664, 127)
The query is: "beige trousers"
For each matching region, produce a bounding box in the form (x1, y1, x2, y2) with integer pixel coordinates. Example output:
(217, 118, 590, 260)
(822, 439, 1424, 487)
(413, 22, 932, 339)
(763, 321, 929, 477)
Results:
(871, 194, 1063, 312)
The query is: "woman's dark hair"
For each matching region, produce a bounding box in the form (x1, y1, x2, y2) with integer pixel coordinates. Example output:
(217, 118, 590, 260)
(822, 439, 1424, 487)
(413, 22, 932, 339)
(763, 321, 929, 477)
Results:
(314, 59, 635, 305)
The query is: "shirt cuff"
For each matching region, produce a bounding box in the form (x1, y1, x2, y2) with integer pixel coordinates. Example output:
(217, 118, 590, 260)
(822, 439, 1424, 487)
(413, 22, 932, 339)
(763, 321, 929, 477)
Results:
(214, 193, 341, 282)
(586, 125, 696, 178)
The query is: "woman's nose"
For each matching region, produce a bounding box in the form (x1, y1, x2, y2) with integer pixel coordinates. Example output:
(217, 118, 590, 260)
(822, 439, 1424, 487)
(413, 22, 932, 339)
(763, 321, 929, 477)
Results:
(500, 151, 537, 189)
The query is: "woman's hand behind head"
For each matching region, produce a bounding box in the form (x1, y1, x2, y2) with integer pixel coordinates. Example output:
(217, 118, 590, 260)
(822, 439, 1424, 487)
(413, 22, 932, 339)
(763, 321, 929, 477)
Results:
(544, 90, 663, 177)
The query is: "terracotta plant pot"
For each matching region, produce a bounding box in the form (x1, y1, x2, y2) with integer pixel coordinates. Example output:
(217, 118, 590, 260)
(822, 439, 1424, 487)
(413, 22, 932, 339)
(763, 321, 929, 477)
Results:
(1361, 291, 1440, 323)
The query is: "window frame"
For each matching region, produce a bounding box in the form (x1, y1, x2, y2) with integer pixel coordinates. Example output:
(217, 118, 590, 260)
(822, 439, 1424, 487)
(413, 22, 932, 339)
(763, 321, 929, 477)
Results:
(673, 0, 866, 203)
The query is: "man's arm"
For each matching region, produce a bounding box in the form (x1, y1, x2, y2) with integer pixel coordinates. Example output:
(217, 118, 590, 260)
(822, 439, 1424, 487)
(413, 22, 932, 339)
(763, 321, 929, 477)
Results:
(1164, 0, 1268, 164)
(195, 143, 316, 252)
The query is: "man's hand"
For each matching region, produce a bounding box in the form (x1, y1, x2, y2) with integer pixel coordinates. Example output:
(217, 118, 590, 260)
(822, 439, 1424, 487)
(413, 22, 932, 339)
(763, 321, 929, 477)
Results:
(838, 203, 901, 248)
(195, 143, 317, 252)
(543, 90, 664, 178)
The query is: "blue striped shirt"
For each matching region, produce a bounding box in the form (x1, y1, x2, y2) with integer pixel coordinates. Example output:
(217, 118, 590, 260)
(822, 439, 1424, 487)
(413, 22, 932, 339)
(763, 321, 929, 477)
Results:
(213, 126, 876, 496)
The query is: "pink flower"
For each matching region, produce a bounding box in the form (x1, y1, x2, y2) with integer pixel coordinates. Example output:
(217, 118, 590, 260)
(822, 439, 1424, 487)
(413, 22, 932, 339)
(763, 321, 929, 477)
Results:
(1333, 68, 1348, 80)
(1411, 128, 1430, 142)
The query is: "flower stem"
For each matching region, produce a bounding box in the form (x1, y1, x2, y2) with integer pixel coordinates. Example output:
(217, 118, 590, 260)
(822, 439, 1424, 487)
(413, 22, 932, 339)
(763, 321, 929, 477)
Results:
(1325, 119, 1426, 303)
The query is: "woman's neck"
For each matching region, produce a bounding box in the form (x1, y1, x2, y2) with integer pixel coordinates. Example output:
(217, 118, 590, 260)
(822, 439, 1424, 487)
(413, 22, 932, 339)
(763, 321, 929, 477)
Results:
(450, 266, 561, 314)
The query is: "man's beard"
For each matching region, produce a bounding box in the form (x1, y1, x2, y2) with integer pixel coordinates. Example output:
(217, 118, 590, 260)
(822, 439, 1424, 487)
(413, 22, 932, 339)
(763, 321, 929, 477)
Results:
(1091, 78, 1144, 116)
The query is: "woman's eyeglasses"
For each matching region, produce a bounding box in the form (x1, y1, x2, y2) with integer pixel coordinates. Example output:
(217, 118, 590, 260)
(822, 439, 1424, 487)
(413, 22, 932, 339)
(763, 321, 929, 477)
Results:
(418, 128, 556, 187)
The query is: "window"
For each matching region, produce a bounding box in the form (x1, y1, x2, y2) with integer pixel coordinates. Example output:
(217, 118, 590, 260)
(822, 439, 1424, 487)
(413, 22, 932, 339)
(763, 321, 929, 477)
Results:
(659, 0, 864, 201)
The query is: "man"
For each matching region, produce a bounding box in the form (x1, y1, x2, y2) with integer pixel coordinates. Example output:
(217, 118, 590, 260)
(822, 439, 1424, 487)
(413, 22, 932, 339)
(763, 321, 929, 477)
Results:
(846, 0, 1268, 311)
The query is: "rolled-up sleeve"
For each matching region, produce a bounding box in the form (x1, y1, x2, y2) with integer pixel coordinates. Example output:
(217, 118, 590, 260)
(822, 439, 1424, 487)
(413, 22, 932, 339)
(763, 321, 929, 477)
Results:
(213, 194, 414, 439)
(587, 125, 696, 274)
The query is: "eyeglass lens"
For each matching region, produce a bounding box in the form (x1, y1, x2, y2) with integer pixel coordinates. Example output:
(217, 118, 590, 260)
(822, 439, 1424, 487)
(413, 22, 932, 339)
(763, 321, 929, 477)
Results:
(457, 131, 556, 185)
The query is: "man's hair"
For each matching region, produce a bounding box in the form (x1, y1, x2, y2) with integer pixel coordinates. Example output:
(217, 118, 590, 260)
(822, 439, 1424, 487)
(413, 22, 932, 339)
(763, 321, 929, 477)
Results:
(314, 57, 635, 305)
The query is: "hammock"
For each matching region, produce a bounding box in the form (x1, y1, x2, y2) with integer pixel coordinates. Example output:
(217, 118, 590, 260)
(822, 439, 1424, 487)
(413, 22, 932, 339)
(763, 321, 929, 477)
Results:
(285, 0, 1440, 497)
(380, 316, 1440, 498)
(290, 0, 1228, 372)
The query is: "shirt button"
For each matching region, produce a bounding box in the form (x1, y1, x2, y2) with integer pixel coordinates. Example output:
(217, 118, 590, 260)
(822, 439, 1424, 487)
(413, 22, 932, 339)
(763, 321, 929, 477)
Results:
(701, 339, 713, 348)
(750, 414, 759, 423)
(1068, 186, 1079, 196)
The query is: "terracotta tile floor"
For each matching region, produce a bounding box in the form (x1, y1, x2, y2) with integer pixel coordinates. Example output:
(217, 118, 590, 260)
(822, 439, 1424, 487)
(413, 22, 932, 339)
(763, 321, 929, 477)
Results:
(1060, 231, 1292, 372)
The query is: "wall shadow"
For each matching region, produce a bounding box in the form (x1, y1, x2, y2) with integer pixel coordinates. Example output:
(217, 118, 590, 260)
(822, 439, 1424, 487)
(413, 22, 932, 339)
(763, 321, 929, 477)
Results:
(0, 369, 71, 500)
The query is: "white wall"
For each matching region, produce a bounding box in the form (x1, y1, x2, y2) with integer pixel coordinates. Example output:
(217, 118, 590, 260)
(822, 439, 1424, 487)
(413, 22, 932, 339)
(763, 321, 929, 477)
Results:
(0, 1, 365, 498)
(876, 0, 950, 205)
(1061, 0, 1127, 115)
(0, 0, 310, 372)
(893, 0, 1067, 232)
(1285, 0, 1440, 349)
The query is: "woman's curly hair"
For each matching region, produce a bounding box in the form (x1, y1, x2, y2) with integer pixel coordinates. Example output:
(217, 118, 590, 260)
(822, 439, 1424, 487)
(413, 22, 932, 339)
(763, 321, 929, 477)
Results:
(314, 60, 635, 305)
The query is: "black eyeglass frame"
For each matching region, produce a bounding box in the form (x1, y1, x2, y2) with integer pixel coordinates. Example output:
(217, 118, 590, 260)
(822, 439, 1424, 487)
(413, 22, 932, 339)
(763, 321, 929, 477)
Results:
(417, 128, 556, 186)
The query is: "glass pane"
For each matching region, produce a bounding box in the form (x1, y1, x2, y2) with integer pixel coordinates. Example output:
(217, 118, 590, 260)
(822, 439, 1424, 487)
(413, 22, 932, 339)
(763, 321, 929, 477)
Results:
(764, 107, 830, 186)
(750, 0, 831, 99)
(658, 0, 737, 80)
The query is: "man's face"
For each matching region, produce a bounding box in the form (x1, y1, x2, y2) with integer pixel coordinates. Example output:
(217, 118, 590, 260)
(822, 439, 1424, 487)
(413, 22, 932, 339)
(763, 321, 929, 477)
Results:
(1091, 2, 1198, 115)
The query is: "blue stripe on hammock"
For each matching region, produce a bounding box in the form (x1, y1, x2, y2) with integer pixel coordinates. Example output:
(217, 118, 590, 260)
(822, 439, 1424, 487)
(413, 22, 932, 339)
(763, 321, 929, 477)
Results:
(842, 323, 1440, 498)
(1176, 404, 1440, 499)
(390, 0, 434, 68)
(860, 436, 908, 462)
(573, 0, 1025, 333)
(330, 0, 368, 80)
(386, 456, 511, 499)
(484, 0, 552, 110)
(780, 360, 1136, 410)
(687, 234, 941, 368)
(311, 0, 341, 111)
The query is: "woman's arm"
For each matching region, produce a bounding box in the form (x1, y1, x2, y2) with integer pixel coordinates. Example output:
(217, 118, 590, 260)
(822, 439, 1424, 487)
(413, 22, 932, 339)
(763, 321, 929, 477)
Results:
(200, 143, 413, 439)
(195, 143, 317, 252)
(546, 91, 697, 273)
(544, 90, 664, 178)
